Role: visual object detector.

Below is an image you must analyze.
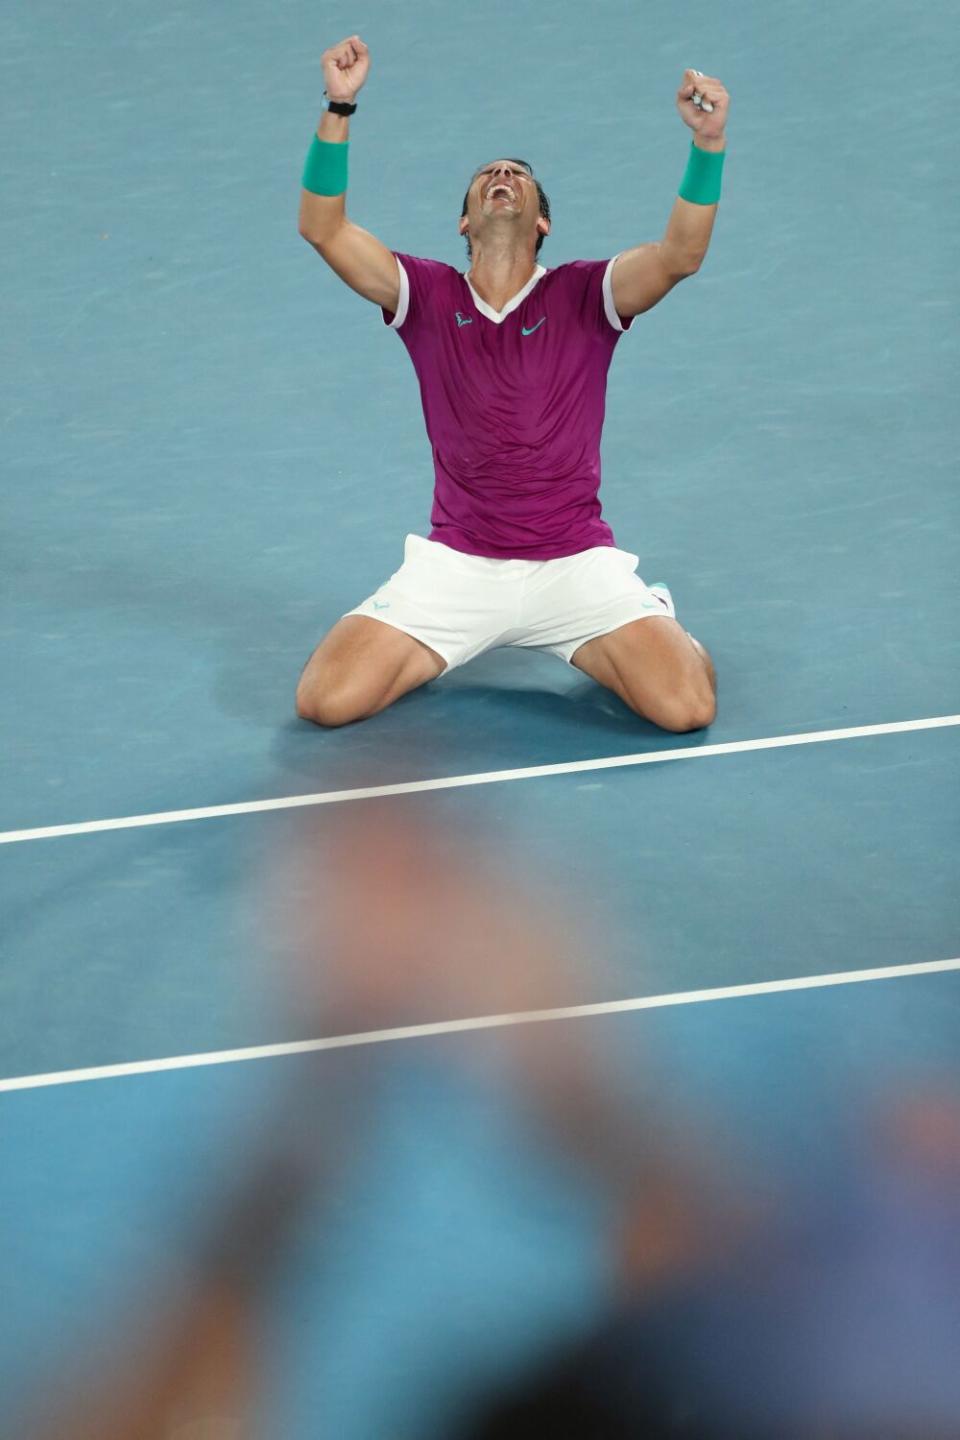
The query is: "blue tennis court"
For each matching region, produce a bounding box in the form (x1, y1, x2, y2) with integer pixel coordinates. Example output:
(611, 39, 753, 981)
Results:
(3, 0, 959, 1434)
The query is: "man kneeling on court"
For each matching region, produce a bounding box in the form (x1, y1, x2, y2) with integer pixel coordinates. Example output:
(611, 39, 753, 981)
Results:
(296, 36, 729, 733)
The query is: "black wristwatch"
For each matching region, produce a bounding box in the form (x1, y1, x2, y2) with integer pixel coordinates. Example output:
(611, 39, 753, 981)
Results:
(325, 94, 357, 116)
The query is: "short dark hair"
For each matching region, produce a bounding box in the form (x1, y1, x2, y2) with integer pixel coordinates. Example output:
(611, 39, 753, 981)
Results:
(460, 159, 552, 260)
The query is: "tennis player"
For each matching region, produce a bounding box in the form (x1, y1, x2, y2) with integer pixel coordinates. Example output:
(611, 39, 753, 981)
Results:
(296, 36, 729, 731)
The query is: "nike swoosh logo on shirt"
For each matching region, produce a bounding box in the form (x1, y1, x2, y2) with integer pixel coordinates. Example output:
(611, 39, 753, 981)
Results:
(521, 318, 546, 335)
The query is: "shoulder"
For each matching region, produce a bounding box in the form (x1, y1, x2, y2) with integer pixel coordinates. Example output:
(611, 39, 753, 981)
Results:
(543, 257, 618, 304)
(383, 253, 463, 331)
(544, 259, 632, 332)
(393, 253, 462, 283)
(545, 259, 611, 282)
(393, 252, 463, 307)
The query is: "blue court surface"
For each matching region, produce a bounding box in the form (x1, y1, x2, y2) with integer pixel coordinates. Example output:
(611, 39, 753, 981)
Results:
(3, 0, 959, 1435)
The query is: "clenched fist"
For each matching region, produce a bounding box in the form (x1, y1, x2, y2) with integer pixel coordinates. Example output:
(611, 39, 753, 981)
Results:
(676, 69, 729, 142)
(322, 35, 370, 103)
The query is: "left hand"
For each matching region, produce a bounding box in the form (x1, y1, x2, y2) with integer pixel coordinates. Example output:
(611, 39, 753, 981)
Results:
(676, 69, 729, 142)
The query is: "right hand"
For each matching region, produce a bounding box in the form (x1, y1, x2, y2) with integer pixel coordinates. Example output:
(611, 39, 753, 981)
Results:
(322, 35, 370, 103)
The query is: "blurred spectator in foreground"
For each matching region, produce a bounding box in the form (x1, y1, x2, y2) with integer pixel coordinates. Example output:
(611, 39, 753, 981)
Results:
(19, 799, 960, 1438)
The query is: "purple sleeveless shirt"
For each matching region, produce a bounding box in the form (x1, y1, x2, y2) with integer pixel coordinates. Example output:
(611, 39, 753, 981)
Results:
(380, 254, 636, 560)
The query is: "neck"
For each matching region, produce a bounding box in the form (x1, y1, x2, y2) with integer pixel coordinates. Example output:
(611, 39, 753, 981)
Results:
(467, 241, 539, 308)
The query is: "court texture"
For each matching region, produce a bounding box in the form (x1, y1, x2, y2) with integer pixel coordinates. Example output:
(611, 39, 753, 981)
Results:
(2, 0, 959, 1434)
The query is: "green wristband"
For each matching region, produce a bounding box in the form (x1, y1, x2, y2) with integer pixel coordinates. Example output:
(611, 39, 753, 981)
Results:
(302, 135, 348, 196)
(678, 141, 724, 206)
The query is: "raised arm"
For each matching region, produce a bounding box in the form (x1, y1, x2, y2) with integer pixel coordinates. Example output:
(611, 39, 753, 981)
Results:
(298, 36, 400, 314)
(611, 69, 730, 319)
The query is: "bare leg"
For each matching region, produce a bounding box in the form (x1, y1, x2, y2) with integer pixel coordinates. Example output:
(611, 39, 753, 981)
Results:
(295, 615, 446, 728)
(572, 616, 716, 732)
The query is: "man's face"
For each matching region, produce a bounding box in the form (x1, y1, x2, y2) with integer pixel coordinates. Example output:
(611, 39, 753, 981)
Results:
(459, 160, 547, 247)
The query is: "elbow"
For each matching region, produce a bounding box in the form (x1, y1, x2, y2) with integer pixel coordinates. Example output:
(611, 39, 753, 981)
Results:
(673, 253, 704, 279)
(658, 244, 703, 283)
(298, 213, 346, 253)
(299, 223, 331, 254)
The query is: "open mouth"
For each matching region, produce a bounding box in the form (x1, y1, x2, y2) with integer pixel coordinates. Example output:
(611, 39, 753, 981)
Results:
(486, 184, 516, 201)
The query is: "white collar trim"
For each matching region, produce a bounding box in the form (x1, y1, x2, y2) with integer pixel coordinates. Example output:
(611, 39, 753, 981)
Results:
(462, 264, 547, 324)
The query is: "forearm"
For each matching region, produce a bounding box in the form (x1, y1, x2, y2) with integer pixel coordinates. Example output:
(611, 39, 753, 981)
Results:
(660, 132, 726, 276)
(298, 110, 350, 245)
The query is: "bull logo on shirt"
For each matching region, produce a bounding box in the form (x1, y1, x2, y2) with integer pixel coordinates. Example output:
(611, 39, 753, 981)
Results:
(455, 312, 474, 327)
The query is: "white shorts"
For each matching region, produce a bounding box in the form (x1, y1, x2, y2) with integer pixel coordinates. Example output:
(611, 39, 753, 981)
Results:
(344, 534, 674, 671)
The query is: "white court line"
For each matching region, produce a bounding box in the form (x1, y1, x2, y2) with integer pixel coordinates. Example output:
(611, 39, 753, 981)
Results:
(1, 714, 958, 846)
(2, 957, 958, 1094)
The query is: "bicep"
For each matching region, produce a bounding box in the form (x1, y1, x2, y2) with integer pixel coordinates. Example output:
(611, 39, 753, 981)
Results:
(610, 244, 685, 319)
(308, 220, 401, 312)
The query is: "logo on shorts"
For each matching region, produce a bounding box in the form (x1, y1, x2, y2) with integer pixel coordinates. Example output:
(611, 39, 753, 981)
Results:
(455, 312, 474, 328)
(521, 317, 546, 335)
(373, 600, 390, 610)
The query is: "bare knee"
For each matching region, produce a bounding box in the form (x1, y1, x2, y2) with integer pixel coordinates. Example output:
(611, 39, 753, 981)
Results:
(295, 676, 370, 728)
(651, 640, 717, 732)
(651, 687, 717, 733)
(658, 692, 717, 733)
